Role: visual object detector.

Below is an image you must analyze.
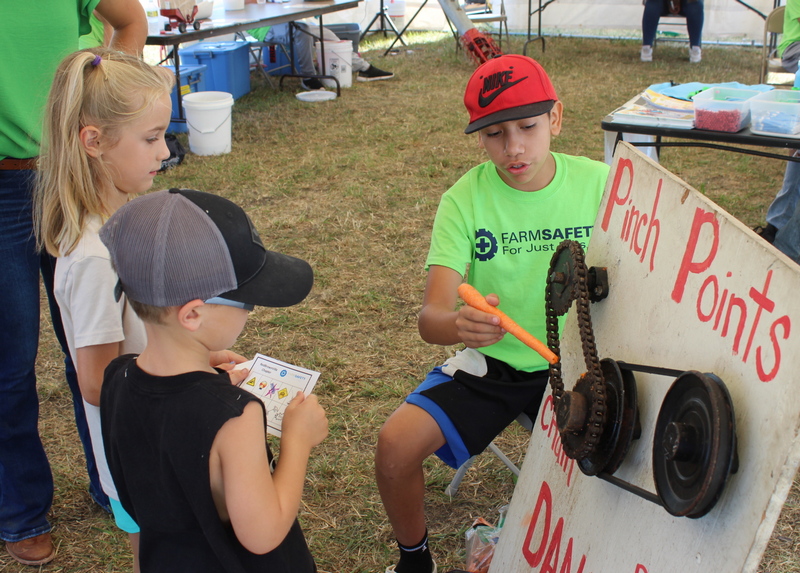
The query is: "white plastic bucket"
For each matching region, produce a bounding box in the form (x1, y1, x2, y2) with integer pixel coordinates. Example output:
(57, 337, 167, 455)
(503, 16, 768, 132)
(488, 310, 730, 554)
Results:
(182, 91, 234, 156)
(387, 0, 406, 30)
(224, 0, 244, 10)
(315, 40, 352, 89)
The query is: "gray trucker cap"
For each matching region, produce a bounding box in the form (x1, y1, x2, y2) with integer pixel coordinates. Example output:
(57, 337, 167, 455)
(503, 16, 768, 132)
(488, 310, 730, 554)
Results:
(99, 188, 313, 308)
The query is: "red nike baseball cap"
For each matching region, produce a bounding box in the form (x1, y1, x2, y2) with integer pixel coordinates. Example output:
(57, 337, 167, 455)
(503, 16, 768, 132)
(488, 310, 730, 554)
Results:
(464, 54, 558, 134)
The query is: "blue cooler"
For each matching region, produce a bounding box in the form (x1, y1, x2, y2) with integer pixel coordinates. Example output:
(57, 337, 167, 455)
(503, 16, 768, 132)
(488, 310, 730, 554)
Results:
(179, 42, 251, 99)
(162, 64, 207, 133)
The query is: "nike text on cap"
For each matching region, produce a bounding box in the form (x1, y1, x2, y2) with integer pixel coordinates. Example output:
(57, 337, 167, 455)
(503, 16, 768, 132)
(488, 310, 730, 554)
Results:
(100, 188, 314, 308)
(464, 54, 558, 134)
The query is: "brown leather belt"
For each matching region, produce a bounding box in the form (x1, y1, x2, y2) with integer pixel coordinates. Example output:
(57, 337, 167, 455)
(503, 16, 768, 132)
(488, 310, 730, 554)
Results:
(0, 157, 38, 170)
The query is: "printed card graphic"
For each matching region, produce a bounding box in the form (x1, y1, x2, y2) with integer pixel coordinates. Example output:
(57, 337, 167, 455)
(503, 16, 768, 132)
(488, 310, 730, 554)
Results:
(237, 353, 319, 436)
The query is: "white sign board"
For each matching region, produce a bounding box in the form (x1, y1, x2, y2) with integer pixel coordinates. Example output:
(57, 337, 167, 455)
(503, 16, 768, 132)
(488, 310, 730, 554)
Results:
(491, 142, 800, 573)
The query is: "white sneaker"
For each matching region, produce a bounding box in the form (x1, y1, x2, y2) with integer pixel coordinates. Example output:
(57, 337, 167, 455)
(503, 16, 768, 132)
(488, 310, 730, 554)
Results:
(640, 45, 653, 62)
(689, 46, 702, 63)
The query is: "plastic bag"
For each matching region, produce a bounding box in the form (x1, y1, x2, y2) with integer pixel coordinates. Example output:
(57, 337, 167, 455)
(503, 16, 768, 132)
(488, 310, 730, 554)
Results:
(465, 505, 507, 573)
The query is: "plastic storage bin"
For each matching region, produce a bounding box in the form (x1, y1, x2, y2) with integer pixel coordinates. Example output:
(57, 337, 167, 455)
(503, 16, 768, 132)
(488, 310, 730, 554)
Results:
(259, 44, 294, 76)
(326, 23, 361, 49)
(162, 64, 207, 133)
(750, 89, 800, 135)
(179, 42, 251, 99)
(691, 87, 760, 133)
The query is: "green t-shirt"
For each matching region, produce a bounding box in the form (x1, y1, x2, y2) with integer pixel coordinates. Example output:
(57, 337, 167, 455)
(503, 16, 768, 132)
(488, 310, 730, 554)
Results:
(0, 0, 99, 160)
(425, 152, 610, 373)
(79, 12, 105, 50)
(779, 0, 800, 57)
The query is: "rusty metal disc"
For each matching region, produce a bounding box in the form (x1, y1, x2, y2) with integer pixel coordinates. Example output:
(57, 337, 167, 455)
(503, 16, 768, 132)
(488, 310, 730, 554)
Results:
(577, 358, 639, 477)
(547, 242, 581, 316)
(653, 371, 737, 518)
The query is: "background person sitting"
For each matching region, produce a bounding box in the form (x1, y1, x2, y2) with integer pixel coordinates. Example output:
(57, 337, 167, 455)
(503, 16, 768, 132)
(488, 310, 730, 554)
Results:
(640, 0, 704, 63)
(245, 0, 394, 90)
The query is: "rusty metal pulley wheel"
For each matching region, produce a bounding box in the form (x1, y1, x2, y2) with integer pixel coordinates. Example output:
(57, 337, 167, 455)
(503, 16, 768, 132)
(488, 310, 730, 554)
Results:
(575, 358, 640, 477)
(652, 371, 738, 518)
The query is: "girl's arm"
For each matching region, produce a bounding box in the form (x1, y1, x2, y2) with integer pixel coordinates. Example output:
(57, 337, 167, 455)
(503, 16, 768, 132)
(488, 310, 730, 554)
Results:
(417, 264, 505, 348)
(210, 393, 328, 554)
(95, 0, 148, 55)
(75, 342, 122, 406)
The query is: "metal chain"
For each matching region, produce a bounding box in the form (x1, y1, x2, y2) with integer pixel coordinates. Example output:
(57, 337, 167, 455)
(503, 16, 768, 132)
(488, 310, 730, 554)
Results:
(546, 241, 607, 460)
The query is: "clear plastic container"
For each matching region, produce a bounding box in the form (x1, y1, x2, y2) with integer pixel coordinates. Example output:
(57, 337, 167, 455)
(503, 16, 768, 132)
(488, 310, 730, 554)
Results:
(749, 89, 800, 135)
(691, 87, 760, 133)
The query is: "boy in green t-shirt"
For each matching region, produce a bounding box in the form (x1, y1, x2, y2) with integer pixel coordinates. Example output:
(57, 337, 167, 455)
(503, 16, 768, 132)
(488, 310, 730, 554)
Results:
(375, 54, 610, 573)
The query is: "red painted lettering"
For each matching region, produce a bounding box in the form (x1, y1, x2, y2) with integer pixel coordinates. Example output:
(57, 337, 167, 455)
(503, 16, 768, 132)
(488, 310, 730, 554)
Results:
(672, 208, 719, 303)
(541, 517, 564, 573)
(601, 158, 633, 233)
(523, 482, 552, 567)
(757, 315, 791, 382)
(744, 270, 777, 362)
(635, 565, 648, 573)
(539, 395, 576, 486)
(521, 482, 590, 573)
(639, 181, 661, 271)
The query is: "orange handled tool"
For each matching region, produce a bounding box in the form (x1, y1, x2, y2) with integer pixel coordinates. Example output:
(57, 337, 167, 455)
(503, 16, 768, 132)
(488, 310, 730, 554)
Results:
(457, 283, 558, 365)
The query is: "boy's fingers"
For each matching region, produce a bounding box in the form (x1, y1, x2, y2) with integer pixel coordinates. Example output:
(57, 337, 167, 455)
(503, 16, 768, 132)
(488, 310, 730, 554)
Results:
(227, 368, 249, 386)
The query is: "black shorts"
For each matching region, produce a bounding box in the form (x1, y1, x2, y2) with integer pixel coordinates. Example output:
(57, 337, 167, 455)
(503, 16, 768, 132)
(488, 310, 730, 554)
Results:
(406, 350, 548, 468)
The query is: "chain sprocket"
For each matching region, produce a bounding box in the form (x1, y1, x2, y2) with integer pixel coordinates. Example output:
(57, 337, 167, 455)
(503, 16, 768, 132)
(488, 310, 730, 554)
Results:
(545, 240, 607, 461)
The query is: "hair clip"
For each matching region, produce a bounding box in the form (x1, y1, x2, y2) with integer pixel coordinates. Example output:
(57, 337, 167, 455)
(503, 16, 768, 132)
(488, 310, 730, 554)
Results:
(91, 54, 102, 67)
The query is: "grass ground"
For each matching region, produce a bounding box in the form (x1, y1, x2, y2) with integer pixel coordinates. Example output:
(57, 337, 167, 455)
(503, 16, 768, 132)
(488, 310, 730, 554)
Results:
(2, 31, 798, 572)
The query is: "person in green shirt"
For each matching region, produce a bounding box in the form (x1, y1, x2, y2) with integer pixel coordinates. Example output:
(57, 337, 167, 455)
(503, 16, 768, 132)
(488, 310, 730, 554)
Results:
(0, 0, 147, 566)
(375, 54, 610, 573)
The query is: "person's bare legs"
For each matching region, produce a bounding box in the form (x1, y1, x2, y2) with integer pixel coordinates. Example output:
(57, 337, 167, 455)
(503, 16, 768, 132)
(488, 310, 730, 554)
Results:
(376, 403, 446, 546)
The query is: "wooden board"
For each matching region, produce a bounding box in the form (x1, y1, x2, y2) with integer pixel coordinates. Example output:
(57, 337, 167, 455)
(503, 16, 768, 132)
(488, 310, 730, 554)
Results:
(490, 142, 800, 573)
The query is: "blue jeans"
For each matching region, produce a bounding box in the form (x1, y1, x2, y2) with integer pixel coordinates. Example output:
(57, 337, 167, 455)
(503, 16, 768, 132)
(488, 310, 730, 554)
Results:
(642, 0, 704, 47)
(767, 154, 800, 231)
(0, 170, 107, 542)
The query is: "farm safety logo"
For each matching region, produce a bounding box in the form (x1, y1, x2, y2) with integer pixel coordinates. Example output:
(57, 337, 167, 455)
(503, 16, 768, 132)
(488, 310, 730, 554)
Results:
(475, 229, 498, 261)
(474, 226, 593, 260)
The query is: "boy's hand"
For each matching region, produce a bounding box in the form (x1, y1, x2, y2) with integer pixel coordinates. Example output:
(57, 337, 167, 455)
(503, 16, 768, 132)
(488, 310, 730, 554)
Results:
(210, 349, 247, 367)
(211, 350, 249, 386)
(455, 292, 506, 348)
(282, 392, 329, 449)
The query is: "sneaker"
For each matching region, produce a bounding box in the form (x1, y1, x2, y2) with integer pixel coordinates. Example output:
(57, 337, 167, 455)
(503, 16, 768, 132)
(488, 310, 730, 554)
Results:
(357, 65, 395, 82)
(300, 77, 325, 91)
(754, 223, 778, 244)
(6, 533, 56, 566)
(689, 46, 702, 63)
(385, 563, 437, 573)
(640, 45, 653, 62)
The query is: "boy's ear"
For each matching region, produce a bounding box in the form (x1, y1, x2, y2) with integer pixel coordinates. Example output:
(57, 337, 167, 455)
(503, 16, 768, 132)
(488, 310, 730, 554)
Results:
(176, 299, 206, 332)
(79, 125, 103, 158)
(549, 101, 564, 136)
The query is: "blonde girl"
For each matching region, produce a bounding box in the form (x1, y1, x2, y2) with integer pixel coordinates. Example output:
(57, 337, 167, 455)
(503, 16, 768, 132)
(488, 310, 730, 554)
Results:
(34, 47, 174, 572)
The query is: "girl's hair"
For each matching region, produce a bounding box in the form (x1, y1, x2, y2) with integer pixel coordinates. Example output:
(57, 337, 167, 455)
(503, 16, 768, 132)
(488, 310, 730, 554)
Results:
(35, 48, 174, 257)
